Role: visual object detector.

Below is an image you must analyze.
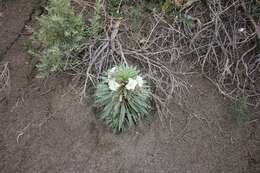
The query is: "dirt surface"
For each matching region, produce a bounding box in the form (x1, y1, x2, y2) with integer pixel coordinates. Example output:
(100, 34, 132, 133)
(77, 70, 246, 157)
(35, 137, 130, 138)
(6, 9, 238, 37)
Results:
(1, 1, 260, 173)
(0, 0, 45, 59)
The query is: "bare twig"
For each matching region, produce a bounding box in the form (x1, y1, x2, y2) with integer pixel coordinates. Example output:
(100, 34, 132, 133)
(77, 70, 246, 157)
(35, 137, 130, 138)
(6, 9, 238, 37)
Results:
(0, 62, 10, 94)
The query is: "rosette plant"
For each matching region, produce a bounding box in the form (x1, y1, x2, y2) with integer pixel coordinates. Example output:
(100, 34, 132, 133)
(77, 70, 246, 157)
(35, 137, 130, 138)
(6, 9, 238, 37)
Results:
(95, 65, 151, 132)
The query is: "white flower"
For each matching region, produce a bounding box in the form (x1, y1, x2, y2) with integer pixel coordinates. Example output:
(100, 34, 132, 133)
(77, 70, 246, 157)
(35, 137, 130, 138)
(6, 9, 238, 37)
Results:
(110, 67, 116, 73)
(126, 78, 138, 90)
(136, 75, 144, 88)
(238, 28, 245, 33)
(108, 67, 116, 79)
(108, 78, 120, 91)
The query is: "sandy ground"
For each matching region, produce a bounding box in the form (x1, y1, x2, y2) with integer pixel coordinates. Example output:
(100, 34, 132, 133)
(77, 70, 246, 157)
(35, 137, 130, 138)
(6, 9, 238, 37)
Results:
(0, 1, 260, 173)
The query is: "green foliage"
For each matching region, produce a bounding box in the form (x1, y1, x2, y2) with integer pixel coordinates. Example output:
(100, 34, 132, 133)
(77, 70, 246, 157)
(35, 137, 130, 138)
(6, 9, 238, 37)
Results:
(161, 0, 173, 12)
(107, 0, 160, 17)
(231, 97, 251, 125)
(161, 0, 191, 12)
(33, 0, 86, 77)
(249, 0, 260, 21)
(109, 0, 123, 7)
(24, 41, 39, 58)
(107, 0, 135, 17)
(113, 66, 139, 82)
(88, 0, 103, 37)
(36, 0, 85, 48)
(107, 0, 123, 16)
(95, 65, 151, 132)
(172, 11, 193, 26)
(36, 46, 63, 78)
(130, 7, 142, 30)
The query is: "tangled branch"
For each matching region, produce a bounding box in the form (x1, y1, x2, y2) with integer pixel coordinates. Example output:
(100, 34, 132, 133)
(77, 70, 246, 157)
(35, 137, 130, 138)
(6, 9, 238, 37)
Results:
(0, 62, 10, 95)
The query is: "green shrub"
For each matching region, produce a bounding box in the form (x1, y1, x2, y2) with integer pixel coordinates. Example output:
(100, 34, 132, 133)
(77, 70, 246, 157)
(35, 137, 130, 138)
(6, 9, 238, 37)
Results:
(130, 7, 142, 30)
(36, 46, 63, 77)
(88, 0, 103, 37)
(107, 0, 124, 16)
(161, 0, 191, 12)
(33, 0, 86, 77)
(36, 0, 85, 48)
(231, 97, 251, 125)
(95, 65, 151, 132)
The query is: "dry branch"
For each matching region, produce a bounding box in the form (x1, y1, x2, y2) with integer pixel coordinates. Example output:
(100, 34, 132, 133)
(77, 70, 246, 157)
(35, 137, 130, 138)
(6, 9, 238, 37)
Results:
(0, 62, 10, 95)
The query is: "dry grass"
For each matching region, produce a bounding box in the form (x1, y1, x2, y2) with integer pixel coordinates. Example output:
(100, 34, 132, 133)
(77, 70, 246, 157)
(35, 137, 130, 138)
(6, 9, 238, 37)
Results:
(66, 1, 189, 124)
(66, 19, 188, 123)
(66, 0, 259, 124)
(175, 0, 260, 106)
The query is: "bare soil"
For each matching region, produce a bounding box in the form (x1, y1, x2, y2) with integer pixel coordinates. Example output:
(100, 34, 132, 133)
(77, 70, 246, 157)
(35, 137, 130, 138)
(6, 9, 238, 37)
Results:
(1, 1, 260, 173)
